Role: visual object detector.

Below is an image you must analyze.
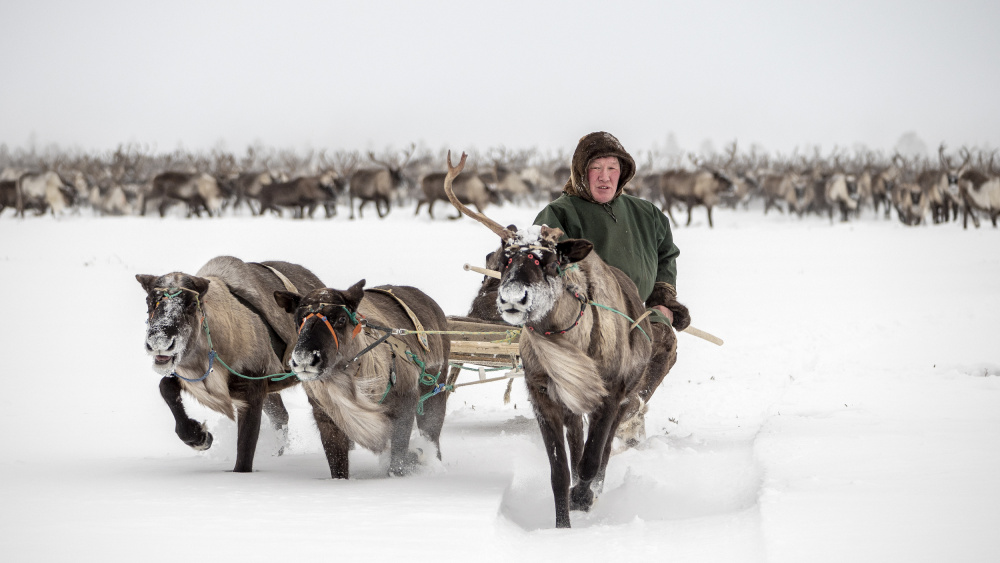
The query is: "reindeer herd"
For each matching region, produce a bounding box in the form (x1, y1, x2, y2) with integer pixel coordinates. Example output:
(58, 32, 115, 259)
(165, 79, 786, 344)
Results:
(3, 141, 999, 227)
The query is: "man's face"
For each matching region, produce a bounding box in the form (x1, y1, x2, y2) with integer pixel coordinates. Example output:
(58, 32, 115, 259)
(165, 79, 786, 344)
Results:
(587, 156, 620, 204)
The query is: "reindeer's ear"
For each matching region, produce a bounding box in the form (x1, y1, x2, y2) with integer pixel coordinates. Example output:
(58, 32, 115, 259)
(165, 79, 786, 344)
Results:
(189, 276, 211, 299)
(274, 290, 301, 313)
(556, 239, 593, 264)
(136, 274, 158, 293)
(345, 280, 366, 310)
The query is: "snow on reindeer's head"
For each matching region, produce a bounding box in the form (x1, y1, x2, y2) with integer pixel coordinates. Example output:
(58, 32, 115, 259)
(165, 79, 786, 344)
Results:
(495, 224, 593, 326)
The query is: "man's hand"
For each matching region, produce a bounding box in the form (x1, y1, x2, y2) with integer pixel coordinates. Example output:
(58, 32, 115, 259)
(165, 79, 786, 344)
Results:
(653, 305, 674, 325)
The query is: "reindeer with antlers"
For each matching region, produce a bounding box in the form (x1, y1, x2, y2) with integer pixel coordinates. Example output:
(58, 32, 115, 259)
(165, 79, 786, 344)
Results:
(348, 144, 414, 219)
(444, 139, 687, 527)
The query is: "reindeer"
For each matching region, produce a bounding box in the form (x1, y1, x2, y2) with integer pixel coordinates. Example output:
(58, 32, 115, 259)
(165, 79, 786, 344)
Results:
(444, 151, 656, 528)
(658, 167, 737, 228)
(136, 256, 325, 472)
(893, 181, 928, 226)
(274, 281, 451, 478)
(141, 172, 228, 217)
(348, 145, 414, 219)
(415, 171, 499, 219)
(14, 170, 76, 217)
(871, 157, 903, 220)
(760, 171, 810, 216)
(957, 152, 1000, 228)
(256, 174, 342, 219)
(916, 144, 968, 224)
(824, 172, 860, 223)
(230, 170, 278, 215)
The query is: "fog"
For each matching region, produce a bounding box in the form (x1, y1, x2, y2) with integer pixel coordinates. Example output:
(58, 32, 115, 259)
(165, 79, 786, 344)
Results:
(2, 0, 999, 157)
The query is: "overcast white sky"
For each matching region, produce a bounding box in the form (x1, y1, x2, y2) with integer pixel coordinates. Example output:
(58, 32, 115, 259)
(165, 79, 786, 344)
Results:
(2, 0, 998, 158)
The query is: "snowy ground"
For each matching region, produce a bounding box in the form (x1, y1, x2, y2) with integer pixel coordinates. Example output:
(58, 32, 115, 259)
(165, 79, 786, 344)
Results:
(1, 202, 998, 562)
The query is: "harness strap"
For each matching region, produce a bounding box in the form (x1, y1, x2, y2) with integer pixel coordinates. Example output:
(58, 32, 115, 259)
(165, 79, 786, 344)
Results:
(259, 264, 299, 293)
(364, 287, 431, 352)
(299, 312, 339, 349)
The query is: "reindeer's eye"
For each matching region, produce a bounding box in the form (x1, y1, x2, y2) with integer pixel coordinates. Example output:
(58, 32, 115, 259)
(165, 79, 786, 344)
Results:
(334, 315, 347, 327)
(545, 261, 560, 276)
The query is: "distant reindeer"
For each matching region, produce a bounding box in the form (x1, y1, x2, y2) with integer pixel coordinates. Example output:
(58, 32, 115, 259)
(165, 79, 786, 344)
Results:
(760, 171, 810, 216)
(957, 149, 1000, 228)
(257, 174, 343, 219)
(444, 151, 657, 528)
(415, 171, 499, 219)
(916, 144, 968, 224)
(14, 171, 76, 217)
(142, 172, 227, 218)
(230, 170, 278, 215)
(824, 172, 860, 223)
(348, 145, 414, 219)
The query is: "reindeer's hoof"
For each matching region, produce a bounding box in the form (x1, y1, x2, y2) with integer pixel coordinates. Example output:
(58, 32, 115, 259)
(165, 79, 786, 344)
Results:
(569, 483, 595, 512)
(388, 451, 419, 477)
(179, 421, 213, 451)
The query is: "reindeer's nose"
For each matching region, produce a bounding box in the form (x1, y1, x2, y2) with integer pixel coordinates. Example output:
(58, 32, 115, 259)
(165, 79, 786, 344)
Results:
(307, 350, 321, 367)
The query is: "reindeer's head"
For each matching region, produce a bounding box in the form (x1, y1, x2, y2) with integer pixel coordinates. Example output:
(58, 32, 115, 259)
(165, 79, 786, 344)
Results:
(494, 225, 594, 326)
(136, 273, 210, 376)
(274, 281, 366, 382)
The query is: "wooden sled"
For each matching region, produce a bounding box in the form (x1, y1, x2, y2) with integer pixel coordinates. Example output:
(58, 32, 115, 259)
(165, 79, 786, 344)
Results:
(444, 316, 523, 390)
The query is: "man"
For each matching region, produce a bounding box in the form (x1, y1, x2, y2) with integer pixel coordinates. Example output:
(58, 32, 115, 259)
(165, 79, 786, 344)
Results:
(533, 131, 690, 443)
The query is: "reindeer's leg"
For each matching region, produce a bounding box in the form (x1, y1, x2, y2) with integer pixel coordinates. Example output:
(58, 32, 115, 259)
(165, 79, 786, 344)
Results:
(570, 395, 621, 512)
(707, 205, 714, 228)
(685, 200, 694, 226)
(305, 395, 351, 478)
(388, 389, 419, 476)
(415, 364, 449, 461)
(233, 381, 267, 473)
(262, 393, 290, 456)
(565, 414, 585, 483)
(159, 376, 213, 450)
(377, 197, 389, 218)
(414, 200, 425, 216)
(529, 384, 572, 528)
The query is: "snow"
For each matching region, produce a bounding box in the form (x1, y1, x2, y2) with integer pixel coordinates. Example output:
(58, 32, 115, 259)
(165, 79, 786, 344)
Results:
(1, 203, 998, 562)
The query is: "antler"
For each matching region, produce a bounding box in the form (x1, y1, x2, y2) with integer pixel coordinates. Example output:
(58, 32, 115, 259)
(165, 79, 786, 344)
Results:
(444, 151, 512, 239)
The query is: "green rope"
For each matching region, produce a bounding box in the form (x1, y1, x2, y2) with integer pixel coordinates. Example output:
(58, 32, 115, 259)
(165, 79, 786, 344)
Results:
(406, 350, 453, 415)
(588, 301, 652, 342)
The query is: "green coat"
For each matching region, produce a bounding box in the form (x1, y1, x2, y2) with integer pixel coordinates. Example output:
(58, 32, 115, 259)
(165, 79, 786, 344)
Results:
(533, 193, 679, 303)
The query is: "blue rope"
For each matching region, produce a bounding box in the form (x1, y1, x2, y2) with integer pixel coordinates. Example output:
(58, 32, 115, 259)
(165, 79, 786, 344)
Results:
(170, 350, 215, 382)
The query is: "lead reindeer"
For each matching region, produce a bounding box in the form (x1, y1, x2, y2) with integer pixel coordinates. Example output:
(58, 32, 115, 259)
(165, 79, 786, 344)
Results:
(444, 151, 655, 528)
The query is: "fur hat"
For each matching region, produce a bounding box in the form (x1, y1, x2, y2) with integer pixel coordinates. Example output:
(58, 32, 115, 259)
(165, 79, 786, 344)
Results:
(564, 131, 636, 203)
